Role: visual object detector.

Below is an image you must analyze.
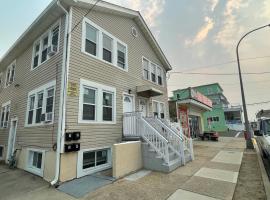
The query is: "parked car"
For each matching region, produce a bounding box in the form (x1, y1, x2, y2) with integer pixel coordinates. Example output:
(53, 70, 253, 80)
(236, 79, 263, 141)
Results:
(199, 131, 219, 141)
(255, 118, 270, 158)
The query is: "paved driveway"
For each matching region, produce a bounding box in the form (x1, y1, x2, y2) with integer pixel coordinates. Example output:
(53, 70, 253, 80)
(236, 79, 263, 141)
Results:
(0, 137, 247, 200)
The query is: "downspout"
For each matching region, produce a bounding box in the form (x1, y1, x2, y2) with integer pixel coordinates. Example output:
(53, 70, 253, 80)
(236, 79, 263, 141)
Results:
(51, 0, 69, 186)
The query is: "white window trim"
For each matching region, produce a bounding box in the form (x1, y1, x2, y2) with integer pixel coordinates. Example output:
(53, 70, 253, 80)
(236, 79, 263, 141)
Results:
(0, 101, 11, 129)
(31, 20, 61, 70)
(81, 17, 128, 72)
(142, 56, 164, 87)
(26, 148, 45, 177)
(78, 79, 116, 124)
(77, 146, 112, 178)
(152, 100, 165, 119)
(5, 60, 16, 88)
(0, 145, 4, 160)
(25, 80, 56, 127)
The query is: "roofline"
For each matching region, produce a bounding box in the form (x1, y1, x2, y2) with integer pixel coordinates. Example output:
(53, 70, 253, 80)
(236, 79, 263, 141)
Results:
(0, 0, 58, 63)
(1, 0, 172, 71)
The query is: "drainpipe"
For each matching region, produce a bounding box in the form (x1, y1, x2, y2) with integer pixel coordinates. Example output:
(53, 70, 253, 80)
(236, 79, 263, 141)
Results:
(51, 0, 69, 186)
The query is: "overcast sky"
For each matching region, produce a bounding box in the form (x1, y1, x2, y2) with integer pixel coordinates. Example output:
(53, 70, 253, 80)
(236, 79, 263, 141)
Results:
(1, 0, 270, 120)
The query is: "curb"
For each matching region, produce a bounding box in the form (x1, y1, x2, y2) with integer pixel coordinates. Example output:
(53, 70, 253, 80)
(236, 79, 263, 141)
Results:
(253, 139, 270, 200)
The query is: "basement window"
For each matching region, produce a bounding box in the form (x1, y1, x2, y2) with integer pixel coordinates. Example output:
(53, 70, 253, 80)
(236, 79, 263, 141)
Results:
(83, 149, 110, 169)
(27, 149, 45, 177)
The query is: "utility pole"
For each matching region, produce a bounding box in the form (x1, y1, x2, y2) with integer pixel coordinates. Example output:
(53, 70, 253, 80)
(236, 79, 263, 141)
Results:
(236, 24, 270, 149)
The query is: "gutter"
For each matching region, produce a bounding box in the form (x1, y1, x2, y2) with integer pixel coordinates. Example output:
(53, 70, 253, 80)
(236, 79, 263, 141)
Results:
(51, 0, 70, 186)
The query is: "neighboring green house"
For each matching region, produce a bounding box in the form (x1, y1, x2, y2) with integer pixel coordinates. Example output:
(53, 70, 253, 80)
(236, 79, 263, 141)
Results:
(172, 83, 229, 132)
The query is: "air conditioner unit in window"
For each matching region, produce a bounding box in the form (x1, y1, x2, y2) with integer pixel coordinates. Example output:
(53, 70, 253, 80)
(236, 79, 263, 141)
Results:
(45, 112, 53, 122)
(47, 45, 57, 56)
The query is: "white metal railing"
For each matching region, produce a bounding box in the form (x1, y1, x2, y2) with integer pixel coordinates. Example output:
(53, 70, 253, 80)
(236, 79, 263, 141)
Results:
(161, 119, 194, 161)
(123, 112, 170, 163)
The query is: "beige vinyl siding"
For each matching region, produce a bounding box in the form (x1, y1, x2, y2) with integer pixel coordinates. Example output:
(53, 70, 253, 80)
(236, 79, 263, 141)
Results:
(66, 7, 169, 149)
(0, 15, 66, 152)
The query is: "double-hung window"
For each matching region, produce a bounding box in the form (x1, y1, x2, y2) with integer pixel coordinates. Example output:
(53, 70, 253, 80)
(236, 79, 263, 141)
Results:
(83, 18, 128, 71)
(142, 57, 164, 86)
(0, 101, 10, 128)
(152, 101, 165, 119)
(117, 43, 126, 69)
(26, 80, 56, 126)
(143, 58, 149, 80)
(157, 67, 163, 86)
(85, 24, 98, 56)
(102, 34, 113, 63)
(82, 87, 96, 121)
(151, 63, 156, 83)
(79, 79, 116, 124)
(5, 61, 16, 87)
(32, 21, 60, 69)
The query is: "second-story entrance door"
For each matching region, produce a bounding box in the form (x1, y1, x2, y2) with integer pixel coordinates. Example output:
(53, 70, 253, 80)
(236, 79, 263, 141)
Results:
(138, 99, 148, 117)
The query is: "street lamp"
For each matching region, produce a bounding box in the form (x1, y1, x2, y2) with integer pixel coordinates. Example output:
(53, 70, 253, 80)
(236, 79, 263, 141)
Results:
(236, 24, 270, 149)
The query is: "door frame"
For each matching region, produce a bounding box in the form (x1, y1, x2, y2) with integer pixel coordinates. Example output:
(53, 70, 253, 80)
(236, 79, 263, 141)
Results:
(6, 117, 18, 163)
(138, 97, 149, 117)
(122, 93, 135, 113)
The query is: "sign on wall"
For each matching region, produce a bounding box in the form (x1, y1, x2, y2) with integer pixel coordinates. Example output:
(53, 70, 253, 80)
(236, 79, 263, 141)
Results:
(67, 82, 79, 97)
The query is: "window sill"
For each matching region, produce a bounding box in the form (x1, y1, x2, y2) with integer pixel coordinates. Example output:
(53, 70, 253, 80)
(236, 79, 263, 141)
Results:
(78, 120, 116, 125)
(24, 122, 54, 128)
(81, 50, 128, 73)
(26, 166, 43, 177)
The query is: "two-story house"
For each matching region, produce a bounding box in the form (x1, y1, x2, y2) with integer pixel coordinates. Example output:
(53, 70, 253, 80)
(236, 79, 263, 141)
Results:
(0, 0, 193, 184)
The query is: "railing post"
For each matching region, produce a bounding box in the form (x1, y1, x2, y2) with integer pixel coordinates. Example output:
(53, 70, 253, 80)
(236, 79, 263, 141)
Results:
(189, 138, 194, 160)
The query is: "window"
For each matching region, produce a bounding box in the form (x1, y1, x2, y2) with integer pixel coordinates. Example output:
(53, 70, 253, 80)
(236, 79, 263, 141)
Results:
(27, 149, 44, 176)
(103, 34, 113, 63)
(79, 79, 116, 123)
(143, 58, 149, 80)
(26, 80, 56, 126)
(207, 88, 213, 95)
(103, 92, 113, 121)
(117, 42, 126, 69)
(0, 101, 10, 128)
(32, 22, 60, 69)
(152, 101, 165, 119)
(83, 87, 96, 121)
(82, 18, 128, 71)
(78, 147, 111, 177)
(85, 24, 98, 56)
(142, 57, 164, 86)
(83, 149, 108, 169)
(157, 67, 163, 86)
(151, 63, 156, 83)
(5, 61, 16, 87)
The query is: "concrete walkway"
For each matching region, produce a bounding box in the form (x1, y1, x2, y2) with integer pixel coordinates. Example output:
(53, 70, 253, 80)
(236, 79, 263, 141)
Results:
(0, 137, 262, 200)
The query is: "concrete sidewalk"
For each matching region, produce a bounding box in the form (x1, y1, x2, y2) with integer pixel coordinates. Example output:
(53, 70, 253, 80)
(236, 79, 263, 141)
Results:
(0, 137, 265, 200)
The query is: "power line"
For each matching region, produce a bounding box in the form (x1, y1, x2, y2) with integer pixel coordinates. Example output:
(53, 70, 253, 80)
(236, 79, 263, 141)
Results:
(170, 71, 270, 76)
(175, 55, 270, 73)
(246, 100, 270, 106)
(69, 0, 102, 34)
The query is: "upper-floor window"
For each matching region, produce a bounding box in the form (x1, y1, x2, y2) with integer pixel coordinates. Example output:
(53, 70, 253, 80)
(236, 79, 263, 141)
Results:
(82, 18, 128, 71)
(0, 101, 10, 128)
(79, 79, 116, 124)
(25, 80, 56, 126)
(142, 57, 164, 86)
(152, 101, 165, 119)
(5, 60, 16, 87)
(32, 21, 60, 70)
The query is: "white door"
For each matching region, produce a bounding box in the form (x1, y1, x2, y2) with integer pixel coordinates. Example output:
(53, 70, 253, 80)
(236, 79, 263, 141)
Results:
(7, 119, 17, 162)
(139, 99, 148, 117)
(123, 94, 134, 113)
